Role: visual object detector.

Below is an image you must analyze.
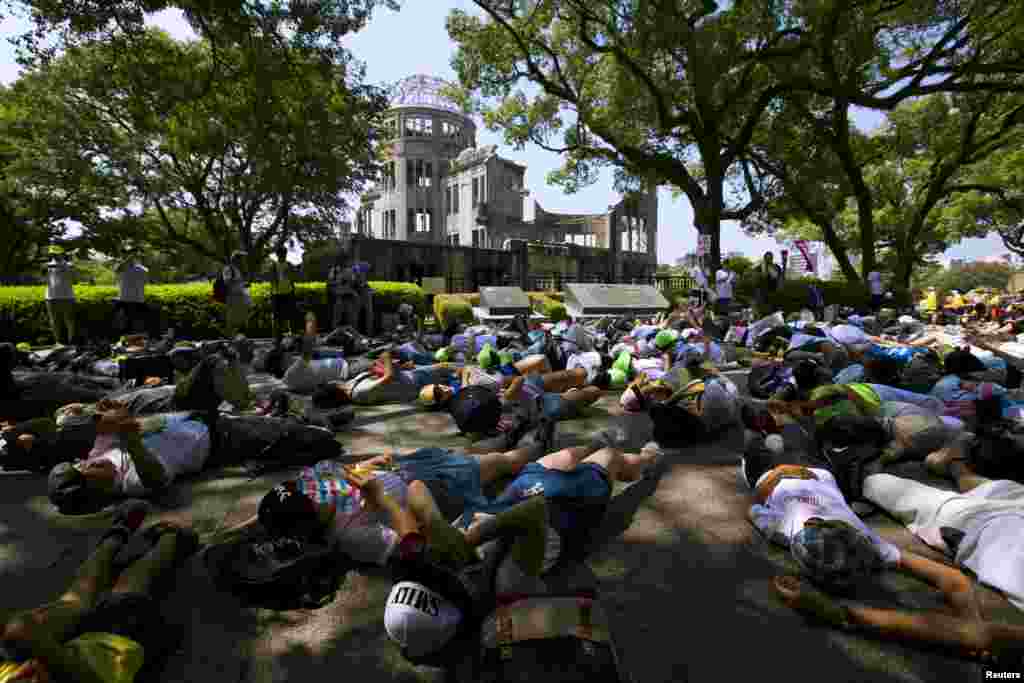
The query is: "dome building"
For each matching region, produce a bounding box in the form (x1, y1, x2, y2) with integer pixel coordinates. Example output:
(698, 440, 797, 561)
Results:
(356, 74, 657, 279)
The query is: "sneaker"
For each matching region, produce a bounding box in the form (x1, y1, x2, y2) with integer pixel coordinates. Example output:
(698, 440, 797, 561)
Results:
(99, 500, 150, 545)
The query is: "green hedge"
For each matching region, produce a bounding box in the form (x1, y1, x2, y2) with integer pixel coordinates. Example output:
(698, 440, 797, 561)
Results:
(432, 291, 569, 330)
(0, 281, 427, 343)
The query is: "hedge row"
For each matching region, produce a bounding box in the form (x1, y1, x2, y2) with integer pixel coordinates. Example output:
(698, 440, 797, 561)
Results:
(432, 292, 568, 330)
(0, 281, 427, 344)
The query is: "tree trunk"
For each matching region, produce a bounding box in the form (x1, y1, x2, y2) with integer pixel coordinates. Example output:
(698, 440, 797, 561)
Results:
(815, 218, 861, 283)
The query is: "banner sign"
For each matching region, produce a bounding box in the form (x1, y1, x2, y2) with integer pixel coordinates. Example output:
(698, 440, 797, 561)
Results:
(793, 240, 815, 272)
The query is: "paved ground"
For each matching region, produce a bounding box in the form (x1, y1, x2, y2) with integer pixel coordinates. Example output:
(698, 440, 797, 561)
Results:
(2, 369, 1021, 682)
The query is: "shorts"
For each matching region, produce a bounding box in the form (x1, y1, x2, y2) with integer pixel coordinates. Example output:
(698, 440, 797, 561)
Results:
(72, 592, 160, 654)
(522, 374, 546, 402)
(541, 393, 582, 421)
(399, 447, 488, 517)
(507, 463, 611, 538)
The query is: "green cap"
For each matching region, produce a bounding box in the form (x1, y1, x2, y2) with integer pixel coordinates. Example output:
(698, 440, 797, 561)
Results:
(477, 343, 498, 369)
(435, 347, 451, 362)
(16, 342, 31, 352)
(611, 350, 633, 376)
(609, 368, 628, 389)
(654, 330, 678, 351)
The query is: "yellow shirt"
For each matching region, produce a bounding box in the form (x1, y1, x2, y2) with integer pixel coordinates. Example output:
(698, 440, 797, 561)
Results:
(923, 291, 938, 311)
(0, 633, 144, 683)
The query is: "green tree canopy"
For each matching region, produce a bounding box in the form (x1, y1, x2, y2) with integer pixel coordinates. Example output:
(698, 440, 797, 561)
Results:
(5, 28, 387, 270)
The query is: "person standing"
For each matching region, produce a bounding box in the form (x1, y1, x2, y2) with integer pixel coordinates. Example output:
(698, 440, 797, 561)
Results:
(690, 264, 711, 307)
(114, 248, 150, 337)
(714, 267, 736, 315)
(868, 270, 884, 313)
(326, 251, 348, 332)
(44, 246, 76, 346)
(754, 252, 784, 316)
(270, 246, 298, 341)
(222, 250, 251, 338)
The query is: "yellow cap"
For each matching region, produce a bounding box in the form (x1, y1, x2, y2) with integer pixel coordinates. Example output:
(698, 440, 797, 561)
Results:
(419, 384, 437, 405)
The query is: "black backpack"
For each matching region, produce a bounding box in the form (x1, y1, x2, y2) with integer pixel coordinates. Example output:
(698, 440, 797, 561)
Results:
(447, 385, 503, 435)
(204, 536, 352, 610)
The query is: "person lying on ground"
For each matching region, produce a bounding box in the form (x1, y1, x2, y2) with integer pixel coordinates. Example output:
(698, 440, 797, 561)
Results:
(0, 502, 199, 683)
(0, 354, 255, 473)
(310, 351, 459, 406)
(45, 406, 341, 515)
(420, 364, 605, 424)
(817, 412, 963, 469)
(620, 361, 740, 443)
(255, 418, 556, 566)
(771, 432, 1024, 667)
(770, 381, 943, 426)
(0, 343, 116, 423)
(341, 441, 659, 670)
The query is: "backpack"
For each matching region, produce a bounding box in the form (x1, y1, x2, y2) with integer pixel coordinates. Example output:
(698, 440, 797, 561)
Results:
(212, 269, 228, 303)
(447, 385, 503, 435)
(747, 364, 793, 399)
(204, 536, 352, 610)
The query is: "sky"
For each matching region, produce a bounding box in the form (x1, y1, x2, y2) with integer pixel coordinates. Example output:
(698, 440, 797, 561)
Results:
(0, 1, 1008, 266)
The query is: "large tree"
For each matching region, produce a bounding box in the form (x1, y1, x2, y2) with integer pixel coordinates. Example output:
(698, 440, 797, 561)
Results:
(746, 92, 1024, 288)
(447, 0, 805, 272)
(6, 28, 387, 269)
(449, 0, 1024, 277)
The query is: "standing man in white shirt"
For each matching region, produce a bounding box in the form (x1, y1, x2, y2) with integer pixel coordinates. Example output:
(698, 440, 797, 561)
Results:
(223, 250, 252, 338)
(690, 264, 711, 307)
(44, 246, 77, 345)
(714, 267, 736, 315)
(114, 246, 149, 336)
(868, 270, 884, 313)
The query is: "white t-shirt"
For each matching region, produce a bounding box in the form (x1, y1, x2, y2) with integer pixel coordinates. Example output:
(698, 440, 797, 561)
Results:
(117, 261, 148, 303)
(222, 265, 251, 306)
(750, 468, 901, 567)
(283, 357, 349, 394)
(567, 351, 602, 384)
(46, 260, 75, 300)
(868, 271, 883, 295)
(829, 324, 869, 347)
(85, 414, 211, 495)
(715, 270, 735, 300)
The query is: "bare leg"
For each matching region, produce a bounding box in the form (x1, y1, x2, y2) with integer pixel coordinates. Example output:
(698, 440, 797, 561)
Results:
(406, 480, 475, 567)
(2, 536, 122, 646)
(472, 446, 537, 484)
(561, 386, 601, 408)
(536, 445, 598, 472)
(582, 445, 659, 483)
(541, 368, 588, 393)
(514, 354, 551, 375)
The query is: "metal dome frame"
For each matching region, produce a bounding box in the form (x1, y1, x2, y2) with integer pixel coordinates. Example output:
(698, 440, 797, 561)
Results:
(389, 74, 464, 114)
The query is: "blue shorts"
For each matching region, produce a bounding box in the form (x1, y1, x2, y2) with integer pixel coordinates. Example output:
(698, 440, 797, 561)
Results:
(399, 447, 488, 512)
(541, 392, 582, 421)
(459, 462, 611, 532)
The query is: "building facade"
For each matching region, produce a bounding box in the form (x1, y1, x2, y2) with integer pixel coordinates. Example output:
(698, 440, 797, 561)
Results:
(356, 75, 658, 278)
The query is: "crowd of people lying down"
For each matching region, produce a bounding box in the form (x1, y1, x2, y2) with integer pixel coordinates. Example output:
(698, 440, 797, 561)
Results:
(2, 300, 1024, 680)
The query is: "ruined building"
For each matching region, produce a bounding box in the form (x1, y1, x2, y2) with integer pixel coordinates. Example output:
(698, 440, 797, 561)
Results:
(355, 75, 657, 283)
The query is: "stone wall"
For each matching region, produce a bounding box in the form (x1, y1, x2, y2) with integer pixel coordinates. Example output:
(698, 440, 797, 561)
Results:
(347, 235, 656, 291)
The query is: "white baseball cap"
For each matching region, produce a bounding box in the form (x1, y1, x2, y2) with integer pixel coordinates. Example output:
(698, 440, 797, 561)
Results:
(384, 581, 463, 657)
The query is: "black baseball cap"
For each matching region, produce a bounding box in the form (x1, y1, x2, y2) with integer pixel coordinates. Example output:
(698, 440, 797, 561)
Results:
(257, 481, 320, 539)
